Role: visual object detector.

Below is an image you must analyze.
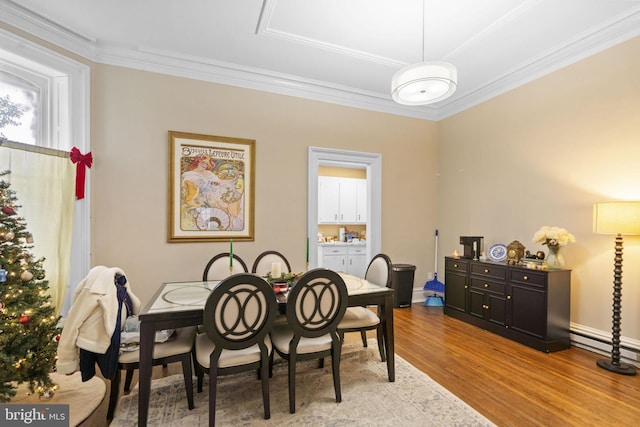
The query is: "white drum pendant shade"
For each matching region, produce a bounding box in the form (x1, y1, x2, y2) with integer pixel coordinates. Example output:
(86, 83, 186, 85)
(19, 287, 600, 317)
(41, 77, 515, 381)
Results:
(391, 61, 457, 105)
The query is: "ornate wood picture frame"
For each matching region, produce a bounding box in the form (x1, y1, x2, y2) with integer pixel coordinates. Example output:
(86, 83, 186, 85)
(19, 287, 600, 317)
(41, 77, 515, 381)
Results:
(168, 131, 255, 242)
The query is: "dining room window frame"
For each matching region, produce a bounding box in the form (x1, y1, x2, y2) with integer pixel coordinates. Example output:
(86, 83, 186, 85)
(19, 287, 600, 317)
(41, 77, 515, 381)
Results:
(0, 28, 90, 314)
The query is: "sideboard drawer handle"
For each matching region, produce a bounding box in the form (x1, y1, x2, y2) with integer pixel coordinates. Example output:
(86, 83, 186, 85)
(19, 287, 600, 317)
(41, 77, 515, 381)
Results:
(523, 275, 528, 280)
(454, 263, 458, 268)
(484, 269, 489, 273)
(484, 283, 489, 288)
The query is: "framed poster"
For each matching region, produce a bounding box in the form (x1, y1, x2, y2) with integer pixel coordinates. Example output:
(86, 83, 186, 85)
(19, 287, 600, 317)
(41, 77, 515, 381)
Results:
(168, 131, 255, 242)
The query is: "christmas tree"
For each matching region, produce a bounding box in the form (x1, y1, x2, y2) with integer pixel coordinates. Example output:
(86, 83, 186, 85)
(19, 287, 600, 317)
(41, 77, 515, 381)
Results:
(0, 170, 59, 402)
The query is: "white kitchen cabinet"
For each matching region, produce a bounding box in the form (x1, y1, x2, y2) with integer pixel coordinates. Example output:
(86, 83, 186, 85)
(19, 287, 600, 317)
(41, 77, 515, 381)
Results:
(346, 245, 367, 277)
(318, 176, 366, 224)
(338, 179, 357, 223)
(355, 178, 367, 223)
(318, 176, 340, 223)
(318, 244, 368, 277)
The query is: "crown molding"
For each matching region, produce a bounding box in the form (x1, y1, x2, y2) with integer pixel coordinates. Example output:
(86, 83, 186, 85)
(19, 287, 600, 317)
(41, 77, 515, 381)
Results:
(2, 0, 640, 122)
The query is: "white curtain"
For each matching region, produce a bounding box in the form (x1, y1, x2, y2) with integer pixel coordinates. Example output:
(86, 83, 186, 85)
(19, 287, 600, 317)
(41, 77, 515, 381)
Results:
(0, 142, 75, 316)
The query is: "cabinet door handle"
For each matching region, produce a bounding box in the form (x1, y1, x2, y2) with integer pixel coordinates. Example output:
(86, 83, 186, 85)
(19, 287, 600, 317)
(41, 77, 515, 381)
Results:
(523, 275, 528, 281)
(464, 285, 468, 289)
(507, 295, 511, 299)
(484, 269, 489, 273)
(484, 283, 489, 288)
(454, 263, 458, 268)
(482, 304, 489, 309)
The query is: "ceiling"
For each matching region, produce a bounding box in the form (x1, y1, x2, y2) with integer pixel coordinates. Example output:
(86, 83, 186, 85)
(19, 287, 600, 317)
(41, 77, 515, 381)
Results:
(2, 0, 640, 120)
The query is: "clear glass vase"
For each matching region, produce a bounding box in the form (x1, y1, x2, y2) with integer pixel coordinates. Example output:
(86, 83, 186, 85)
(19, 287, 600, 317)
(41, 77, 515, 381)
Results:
(546, 244, 565, 269)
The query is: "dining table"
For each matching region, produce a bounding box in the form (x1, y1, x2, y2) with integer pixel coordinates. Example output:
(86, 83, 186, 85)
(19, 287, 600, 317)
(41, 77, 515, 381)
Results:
(135, 272, 395, 427)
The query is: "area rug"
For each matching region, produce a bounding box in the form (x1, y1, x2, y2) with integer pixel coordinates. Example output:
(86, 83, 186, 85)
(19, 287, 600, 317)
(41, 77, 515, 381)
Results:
(111, 340, 495, 426)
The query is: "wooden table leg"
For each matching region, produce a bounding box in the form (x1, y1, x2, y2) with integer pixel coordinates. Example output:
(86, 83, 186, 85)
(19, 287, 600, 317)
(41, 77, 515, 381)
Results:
(383, 292, 395, 382)
(138, 321, 155, 427)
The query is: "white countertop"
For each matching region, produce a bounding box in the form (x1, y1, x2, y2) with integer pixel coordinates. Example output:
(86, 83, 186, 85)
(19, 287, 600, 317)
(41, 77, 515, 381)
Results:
(317, 241, 366, 247)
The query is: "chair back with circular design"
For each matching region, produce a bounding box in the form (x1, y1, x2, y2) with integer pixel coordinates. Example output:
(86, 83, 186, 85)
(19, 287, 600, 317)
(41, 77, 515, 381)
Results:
(251, 250, 292, 276)
(203, 273, 277, 352)
(202, 252, 248, 281)
(198, 273, 278, 424)
(285, 268, 348, 340)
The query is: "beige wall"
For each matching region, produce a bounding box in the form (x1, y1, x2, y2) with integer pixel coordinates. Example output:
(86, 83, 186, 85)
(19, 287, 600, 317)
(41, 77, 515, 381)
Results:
(91, 64, 438, 306)
(438, 36, 640, 341)
(5, 22, 638, 344)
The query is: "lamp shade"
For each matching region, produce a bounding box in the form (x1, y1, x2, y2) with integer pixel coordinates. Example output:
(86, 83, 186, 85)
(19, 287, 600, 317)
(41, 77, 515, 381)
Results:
(391, 61, 457, 105)
(593, 202, 640, 235)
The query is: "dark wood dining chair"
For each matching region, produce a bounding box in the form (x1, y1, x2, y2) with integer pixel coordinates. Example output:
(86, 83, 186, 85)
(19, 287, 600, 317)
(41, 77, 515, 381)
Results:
(251, 250, 292, 277)
(270, 268, 348, 413)
(107, 326, 196, 420)
(337, 253, 392, 362)
(202, 252, 248, 280)
(194, 273, 278, 425)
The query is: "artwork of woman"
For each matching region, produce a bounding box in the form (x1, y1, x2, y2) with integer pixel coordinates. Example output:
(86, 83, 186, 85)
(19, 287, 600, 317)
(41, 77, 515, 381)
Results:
(180, 155, 244, 231)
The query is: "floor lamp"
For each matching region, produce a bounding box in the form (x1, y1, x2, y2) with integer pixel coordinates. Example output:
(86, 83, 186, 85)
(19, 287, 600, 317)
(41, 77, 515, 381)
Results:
(593, 202, 640, 375)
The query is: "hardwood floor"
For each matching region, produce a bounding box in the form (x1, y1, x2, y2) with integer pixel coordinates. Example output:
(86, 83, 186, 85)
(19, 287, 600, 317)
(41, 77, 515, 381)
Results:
(394, 304, 640, 427)
(99, 304, 640, 426)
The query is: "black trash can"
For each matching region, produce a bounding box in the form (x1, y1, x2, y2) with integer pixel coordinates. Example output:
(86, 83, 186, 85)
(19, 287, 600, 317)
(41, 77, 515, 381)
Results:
(391, 264, 416, 308)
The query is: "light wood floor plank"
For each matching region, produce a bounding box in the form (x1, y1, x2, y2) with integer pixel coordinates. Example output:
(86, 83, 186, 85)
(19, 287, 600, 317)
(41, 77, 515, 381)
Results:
(394, 304, 640, 427)
(99, 304, 640, 426)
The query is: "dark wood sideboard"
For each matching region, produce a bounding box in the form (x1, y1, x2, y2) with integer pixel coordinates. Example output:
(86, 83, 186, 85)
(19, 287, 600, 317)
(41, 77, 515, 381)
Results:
(444, 256, 571, 352)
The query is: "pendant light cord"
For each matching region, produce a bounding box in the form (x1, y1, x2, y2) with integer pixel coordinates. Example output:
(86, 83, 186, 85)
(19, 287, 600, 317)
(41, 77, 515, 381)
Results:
(422, 0, 425, 62)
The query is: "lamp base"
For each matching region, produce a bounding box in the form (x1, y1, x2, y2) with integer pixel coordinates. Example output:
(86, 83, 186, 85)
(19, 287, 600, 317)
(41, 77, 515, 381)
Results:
(596, 359, 637, 375)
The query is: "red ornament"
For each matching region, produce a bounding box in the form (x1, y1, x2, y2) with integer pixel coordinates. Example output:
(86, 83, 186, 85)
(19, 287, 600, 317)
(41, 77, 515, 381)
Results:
(19, 315, 31, 324)
(55, 334, 61, 342)
(1, 206, 15, 215)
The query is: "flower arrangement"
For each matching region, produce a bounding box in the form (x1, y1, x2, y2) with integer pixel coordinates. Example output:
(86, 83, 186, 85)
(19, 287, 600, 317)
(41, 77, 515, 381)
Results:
(532, 226, 576, 247)
(265, 271, 302, 286)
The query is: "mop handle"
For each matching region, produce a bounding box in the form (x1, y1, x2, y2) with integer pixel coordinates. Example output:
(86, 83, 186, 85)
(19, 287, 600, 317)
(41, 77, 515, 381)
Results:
(434, 229, 439, 273)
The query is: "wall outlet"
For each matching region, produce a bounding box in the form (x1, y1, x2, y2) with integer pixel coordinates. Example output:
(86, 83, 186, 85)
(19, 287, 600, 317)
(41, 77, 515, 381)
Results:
(427, 272, 433, 279)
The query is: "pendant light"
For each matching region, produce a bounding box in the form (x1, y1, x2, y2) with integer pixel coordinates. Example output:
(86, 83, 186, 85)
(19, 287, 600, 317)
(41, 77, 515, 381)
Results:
(391, 1, 457, 105)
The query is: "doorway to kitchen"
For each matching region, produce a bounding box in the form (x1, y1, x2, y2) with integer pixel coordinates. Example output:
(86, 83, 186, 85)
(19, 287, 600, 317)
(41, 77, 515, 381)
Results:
(307, 147, 382, 268)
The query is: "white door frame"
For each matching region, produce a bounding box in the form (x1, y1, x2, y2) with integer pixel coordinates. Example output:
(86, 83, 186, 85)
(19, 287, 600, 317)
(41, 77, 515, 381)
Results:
(307, 146, 382, 268)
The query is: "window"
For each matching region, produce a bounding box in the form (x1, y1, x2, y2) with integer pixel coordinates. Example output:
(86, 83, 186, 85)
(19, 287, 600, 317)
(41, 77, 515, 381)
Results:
(0, 28, 90, 314)
(0, 31, 79, 150)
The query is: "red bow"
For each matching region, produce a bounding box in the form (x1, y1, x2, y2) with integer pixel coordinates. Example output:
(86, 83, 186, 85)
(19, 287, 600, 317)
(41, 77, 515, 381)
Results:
(70, 147, 93, 200)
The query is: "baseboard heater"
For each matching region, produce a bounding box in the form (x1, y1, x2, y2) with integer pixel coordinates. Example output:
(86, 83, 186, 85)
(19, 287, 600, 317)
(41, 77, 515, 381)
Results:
(570, 329, 640, 366)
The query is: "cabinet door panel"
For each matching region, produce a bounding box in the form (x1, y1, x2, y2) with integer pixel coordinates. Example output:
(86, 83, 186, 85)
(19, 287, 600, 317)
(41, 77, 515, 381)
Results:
(444, 271, 467, 312)
(487, 294, 507, 326)
(318, 177, 340, 223)
(355, 178, 367, 223)
(510, 284, 546, 338)
(323, 255, 346, 272)
(338, 179, 357, 223)
(469, 289, 486, 319)
(348, 253, 367, 277)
